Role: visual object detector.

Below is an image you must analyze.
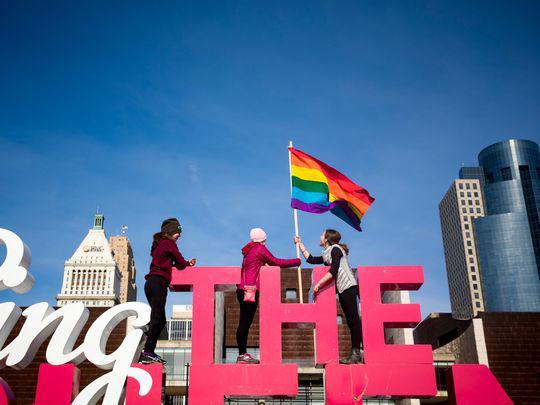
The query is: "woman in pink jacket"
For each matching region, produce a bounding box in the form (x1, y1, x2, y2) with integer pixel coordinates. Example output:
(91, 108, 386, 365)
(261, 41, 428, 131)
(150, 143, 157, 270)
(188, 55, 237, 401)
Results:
(236, 228, 301, 364)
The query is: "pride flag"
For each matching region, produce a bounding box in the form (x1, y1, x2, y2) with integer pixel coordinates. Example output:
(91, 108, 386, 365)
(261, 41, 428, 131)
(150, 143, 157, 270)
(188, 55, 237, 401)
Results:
(289, 147, 375, 231)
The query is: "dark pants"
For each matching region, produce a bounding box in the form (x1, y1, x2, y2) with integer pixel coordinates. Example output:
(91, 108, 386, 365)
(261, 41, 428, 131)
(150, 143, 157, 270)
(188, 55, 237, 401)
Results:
(338, 285, 363, 350)
(144, 275, 168, 353)
(236, 289, 259, 355)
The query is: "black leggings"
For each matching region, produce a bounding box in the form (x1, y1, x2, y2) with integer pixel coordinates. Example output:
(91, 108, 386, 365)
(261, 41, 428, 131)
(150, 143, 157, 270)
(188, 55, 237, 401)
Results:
(338, 285, 363, 350)
(144, 275, 169, 353)
(236, 289, 259, 355)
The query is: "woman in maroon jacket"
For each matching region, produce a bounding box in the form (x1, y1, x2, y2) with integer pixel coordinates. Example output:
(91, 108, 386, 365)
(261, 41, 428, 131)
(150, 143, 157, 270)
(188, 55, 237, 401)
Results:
(236, 227, 301, 364)
(140, 218, 196, 364)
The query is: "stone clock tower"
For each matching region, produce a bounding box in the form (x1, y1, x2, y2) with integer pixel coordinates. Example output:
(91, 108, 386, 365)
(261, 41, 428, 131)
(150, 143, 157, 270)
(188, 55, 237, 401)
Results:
(56, 213, 121, 307)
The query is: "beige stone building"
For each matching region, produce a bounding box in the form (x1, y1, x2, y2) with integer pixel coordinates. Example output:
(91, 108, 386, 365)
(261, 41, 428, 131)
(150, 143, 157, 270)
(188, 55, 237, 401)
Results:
(439, 179, 485, 319)
(109, 234, 137, 303)
(57, 214, 121, 307)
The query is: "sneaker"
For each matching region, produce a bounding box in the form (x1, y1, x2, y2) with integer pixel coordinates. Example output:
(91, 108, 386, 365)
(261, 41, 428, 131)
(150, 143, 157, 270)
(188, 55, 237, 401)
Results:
(140, 351, 167, 364)
(236, 353, 260, 364)
(339, 348, 363, 364)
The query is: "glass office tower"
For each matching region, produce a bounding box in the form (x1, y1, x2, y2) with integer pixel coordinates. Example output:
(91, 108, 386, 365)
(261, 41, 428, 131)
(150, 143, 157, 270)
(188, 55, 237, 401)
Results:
(473, 139, 540, 311)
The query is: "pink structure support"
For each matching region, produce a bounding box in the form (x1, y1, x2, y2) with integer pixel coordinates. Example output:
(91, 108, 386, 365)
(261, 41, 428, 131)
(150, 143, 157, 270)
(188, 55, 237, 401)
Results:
(325, 266, 437, 403)
(259, 266, 339, 365)
(170, 266, 298, 404)
(125, 363, 163, 404)
(34, 363, 80, 405)
(447, 364, 513, 405)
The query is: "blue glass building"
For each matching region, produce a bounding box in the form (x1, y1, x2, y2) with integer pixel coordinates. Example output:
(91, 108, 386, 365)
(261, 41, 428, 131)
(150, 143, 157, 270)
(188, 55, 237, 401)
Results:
(471, 140, 540, 311)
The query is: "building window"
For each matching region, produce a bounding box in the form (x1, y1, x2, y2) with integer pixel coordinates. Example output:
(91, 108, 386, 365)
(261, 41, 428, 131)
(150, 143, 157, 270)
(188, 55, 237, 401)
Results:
(462, 208, 467, 214)
(472, 275, 477, 281)
(474, 293, 480, 299)
(475, 302, 481, 308)
(460, 192, 464, 197)
(459, 184, 464, 190)
(469, 208, 474, 213)
(467, 241, 472, 246)
(476, 208, 481, 213)
(461, 200, 466, 205)
(468, 249, 473, 255)
(472, 183, 477, 189)
(167, 319, 193, 340)
(473, 284, 478, 290)
(285, 289, 297, 300)
(501, 167, 512, 181)
(464, 224, 469, 230)
(466, 184, 470, 190)
(474, 192, 479, 197)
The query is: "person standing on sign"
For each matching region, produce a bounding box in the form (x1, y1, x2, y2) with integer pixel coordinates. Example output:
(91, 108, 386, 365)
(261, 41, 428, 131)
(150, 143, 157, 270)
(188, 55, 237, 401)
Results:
(295, 229, 363, 364)
(236, 227, 301, 364)
(140, 218, 196, 364)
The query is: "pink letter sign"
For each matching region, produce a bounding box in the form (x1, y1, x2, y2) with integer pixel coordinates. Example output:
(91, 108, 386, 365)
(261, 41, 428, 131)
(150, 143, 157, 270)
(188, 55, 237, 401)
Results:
(325, 266, 437, 403)
(447, 364, 512, 405)
(170, 266, 298, 404)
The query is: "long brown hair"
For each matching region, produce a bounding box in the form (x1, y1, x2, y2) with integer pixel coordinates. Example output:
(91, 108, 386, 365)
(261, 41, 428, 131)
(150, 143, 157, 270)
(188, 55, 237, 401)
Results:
(324, 229, 349, 255)
(151, 231, 175, 254)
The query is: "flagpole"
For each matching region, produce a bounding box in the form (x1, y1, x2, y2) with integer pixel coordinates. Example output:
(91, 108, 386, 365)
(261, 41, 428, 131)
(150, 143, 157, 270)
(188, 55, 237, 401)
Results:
(288, 140, 304, 304)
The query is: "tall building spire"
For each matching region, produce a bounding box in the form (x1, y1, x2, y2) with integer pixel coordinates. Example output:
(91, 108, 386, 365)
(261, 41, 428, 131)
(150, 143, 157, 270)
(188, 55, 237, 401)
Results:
(93, 213, 105, 230)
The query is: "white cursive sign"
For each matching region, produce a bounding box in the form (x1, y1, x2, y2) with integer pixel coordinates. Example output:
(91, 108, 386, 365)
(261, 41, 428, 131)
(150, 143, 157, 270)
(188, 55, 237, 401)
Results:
(0, 228, 35, 294)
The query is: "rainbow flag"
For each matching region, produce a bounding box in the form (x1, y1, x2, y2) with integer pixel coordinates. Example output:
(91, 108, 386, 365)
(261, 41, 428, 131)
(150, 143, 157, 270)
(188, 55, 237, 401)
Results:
(289, 147, 375, 231)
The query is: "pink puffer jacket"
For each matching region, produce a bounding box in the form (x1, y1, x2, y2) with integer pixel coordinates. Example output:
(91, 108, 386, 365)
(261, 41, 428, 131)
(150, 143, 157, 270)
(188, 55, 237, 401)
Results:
(238, 242, 301, 289)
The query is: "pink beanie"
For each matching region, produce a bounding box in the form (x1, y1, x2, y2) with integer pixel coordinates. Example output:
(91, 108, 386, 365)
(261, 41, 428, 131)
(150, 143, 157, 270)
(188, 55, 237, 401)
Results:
(250, 228, 267, 243)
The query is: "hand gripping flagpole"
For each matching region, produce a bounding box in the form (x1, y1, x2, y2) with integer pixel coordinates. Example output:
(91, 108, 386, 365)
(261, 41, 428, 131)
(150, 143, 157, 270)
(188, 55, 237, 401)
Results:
(288, 141, 304, 304)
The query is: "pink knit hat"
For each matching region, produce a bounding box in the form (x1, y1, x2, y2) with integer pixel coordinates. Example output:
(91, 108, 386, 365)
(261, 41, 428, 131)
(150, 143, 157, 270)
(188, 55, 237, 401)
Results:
(250, 228, 267, 242)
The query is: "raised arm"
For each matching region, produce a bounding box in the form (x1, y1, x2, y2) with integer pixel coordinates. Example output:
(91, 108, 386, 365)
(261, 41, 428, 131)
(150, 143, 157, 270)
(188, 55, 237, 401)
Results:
(259, 246, 301, 268)
(295, 236, 324, 264)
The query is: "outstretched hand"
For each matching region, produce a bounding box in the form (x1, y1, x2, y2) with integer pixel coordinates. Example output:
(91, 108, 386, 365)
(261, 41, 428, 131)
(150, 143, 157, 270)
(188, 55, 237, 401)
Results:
(189, 258, 197, 266)
(295, 236, 302, 244)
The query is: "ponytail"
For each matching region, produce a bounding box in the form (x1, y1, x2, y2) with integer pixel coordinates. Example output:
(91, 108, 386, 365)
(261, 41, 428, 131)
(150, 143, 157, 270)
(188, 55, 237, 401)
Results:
(339, 243, 349, 255)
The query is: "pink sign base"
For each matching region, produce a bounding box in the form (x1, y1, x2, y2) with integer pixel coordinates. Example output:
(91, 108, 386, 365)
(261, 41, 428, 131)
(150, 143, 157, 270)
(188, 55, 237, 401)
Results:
(447, 364, 513, 405)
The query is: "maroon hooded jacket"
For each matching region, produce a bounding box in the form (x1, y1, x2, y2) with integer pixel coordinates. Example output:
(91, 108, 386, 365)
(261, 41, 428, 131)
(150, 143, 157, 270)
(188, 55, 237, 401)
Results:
(146, 238, 190, 284)
(239, 242, 301, 289)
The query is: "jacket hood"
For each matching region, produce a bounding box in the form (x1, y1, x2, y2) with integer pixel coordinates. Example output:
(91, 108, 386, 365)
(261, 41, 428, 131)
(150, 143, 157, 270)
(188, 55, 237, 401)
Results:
(241, 241, 261, 256)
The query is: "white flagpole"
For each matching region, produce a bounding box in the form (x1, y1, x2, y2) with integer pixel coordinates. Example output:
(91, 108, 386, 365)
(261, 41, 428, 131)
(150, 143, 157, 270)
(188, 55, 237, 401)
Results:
(288, 140, 304, 304)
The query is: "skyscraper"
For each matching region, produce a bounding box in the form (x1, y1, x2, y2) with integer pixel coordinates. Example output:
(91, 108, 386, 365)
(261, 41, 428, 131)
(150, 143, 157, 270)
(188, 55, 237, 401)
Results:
(440, 139, 540, 316)
(56, 214, 121, 307)
(473, 139, 540, 311)
(110, 235, 137, 303)
(439, 179, 486, 319)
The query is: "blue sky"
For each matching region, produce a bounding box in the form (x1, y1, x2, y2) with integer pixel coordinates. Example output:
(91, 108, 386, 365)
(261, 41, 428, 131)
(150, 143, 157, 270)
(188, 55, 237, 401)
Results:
(1, 1, 539, 316)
